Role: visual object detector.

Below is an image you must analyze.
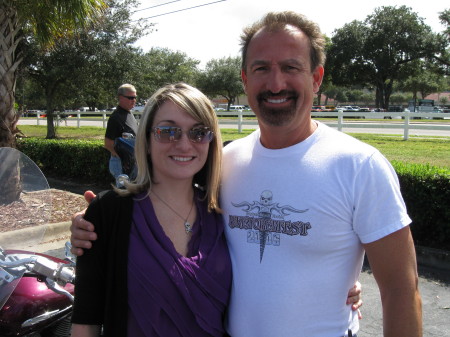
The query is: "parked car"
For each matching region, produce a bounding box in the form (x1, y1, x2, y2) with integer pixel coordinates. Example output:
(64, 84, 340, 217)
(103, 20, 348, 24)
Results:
(229, 105, 245, 111)
(340, 106, 365, 118)
(132, 105, 145, 113)
(388, 106, 403, 112)
(25, 110, 42, 117)
(341, 106, 358, 112)
(311, 105, 325, 112)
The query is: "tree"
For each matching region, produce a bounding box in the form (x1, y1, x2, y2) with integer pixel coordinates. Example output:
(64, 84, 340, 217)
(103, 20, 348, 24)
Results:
(440, 9, 450, 38)
(0, 0, 107, 147)
(346, 89, 365, 104)
(22, 0, 152, 138)
(360, 92, 375, 106)
(328, 6, 445, 109)
(24, 38, 93, 137)
(394, 57, 447, 104)
(322, 85, 338, 105)
(390, 92, 410, 105)
(137, 48, 200, 100)
(335, 91, 348, 105)
(317, 36, 333, 105)
(437, 9, 450, 69)
(400, 72, 444, 101)
(72, 0, 153, 110)
(197, 56, 244, 109)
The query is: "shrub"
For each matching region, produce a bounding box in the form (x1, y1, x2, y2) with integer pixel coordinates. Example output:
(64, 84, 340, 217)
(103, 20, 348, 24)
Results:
(17, 138, 112, 185)
(392, 161, 450, 251)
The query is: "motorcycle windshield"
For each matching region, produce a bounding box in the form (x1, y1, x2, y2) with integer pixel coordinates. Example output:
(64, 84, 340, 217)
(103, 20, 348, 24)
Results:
(0, 148, 51, 309)
(0, 148, 51, 249)
(0, 262, 27, 310)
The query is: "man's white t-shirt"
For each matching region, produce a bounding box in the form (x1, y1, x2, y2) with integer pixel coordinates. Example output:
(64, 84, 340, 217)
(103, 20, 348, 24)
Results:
(221, 122, 411, 337)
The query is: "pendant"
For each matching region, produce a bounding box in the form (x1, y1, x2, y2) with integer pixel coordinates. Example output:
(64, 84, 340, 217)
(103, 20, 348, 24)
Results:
(184, 221, 193, 234)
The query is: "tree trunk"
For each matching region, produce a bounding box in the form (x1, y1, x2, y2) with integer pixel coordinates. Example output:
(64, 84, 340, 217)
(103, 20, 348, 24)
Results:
(316, 92, 322, 105)
(0, 5, 23, 148)
(375, 87, 382, 109)
(382, 80, 393, 110)
(46, 111, 56, 139)
(45, 91, 56, 139)
(0, 148, 21, 204)
(376, 77, 393, 110)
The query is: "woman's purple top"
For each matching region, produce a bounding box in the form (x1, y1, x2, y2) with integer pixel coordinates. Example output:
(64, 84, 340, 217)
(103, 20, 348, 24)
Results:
(127, 191, 232, 336)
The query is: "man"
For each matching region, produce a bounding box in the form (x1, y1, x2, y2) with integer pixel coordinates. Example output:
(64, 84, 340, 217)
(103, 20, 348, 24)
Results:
(105, 84, 138, 185)
(71, 12, 421, 336)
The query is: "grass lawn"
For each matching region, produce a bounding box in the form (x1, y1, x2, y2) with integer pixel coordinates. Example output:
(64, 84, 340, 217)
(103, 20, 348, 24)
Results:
(18, 125, 450, 170)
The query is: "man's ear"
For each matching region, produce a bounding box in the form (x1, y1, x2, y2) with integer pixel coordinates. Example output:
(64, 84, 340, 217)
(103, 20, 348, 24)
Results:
(241, 69, 247, 94)
(312, 65, 324, 94)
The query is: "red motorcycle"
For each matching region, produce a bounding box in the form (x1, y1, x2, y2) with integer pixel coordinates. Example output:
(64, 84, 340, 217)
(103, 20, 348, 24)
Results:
(0, 148, 75, 336)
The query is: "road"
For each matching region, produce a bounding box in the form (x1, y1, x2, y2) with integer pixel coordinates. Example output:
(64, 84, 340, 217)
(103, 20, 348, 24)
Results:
(17, 118, 450, 137)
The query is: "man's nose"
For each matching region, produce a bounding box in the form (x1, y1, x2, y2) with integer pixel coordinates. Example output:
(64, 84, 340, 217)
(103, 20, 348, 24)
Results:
(266, 68, 286, 93)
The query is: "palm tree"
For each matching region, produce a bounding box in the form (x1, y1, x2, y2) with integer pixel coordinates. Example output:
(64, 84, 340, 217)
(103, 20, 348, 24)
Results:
(0, 0, 106, 148)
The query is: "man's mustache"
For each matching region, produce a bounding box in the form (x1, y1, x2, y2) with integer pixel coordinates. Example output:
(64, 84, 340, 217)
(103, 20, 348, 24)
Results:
(257, 90, 299, 101)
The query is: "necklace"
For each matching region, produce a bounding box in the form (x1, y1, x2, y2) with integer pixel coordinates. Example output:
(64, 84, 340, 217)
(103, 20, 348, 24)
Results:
(151, 191, 194, 234)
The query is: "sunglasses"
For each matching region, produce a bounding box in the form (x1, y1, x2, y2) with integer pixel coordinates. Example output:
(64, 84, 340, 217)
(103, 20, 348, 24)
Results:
(122, 95, 137, 100)
(152, 126, 214, 144)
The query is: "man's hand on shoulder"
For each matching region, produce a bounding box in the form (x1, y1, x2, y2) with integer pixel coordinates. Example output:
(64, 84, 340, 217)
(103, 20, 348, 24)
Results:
(70, 191, 97, 256)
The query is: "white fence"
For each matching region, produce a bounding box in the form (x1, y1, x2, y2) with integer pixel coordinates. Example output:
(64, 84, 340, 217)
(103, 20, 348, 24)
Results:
(27, 110, 450, 140)
(313, 110, 450, 140)
(216, 110, 450, 140)
(33, 111, 127, 129)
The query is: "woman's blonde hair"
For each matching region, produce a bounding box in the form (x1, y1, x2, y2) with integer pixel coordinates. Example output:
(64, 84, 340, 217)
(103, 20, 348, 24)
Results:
(117, 82, 222, 213)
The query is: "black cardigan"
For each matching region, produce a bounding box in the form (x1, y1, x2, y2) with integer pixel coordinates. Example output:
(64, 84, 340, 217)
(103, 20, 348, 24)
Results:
(72, 190, 133, 337)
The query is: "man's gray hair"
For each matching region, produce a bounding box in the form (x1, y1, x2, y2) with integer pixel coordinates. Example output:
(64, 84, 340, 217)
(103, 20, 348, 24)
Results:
(240, 11, 326, 72)
(118, 84, 136, 96)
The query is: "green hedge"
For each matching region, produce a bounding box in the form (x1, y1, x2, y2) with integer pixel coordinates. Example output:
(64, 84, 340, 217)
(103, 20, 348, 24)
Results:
(16, 138, 450, 251)
(392, 161, 449, 251)
(17, 138, 112, 185)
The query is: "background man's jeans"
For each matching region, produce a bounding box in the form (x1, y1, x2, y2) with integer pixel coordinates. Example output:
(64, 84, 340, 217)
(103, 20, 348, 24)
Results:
(109, 155, 122, 186)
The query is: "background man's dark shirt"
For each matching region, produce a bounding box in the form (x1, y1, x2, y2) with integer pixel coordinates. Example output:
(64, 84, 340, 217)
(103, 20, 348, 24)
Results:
(105, 106, 138, 140)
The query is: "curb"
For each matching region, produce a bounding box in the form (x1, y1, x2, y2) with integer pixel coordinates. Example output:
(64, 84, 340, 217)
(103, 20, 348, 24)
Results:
(0, 221, 71, 250)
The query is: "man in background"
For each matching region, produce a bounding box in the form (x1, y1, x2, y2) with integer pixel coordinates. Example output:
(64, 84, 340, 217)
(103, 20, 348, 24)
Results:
(105, 84, 138, 185)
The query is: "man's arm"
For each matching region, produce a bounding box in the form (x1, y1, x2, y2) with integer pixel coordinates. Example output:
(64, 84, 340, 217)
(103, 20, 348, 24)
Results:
(71, 324, 101, 337)
(104, 137, 117, 157)
(364, 226, 422, 337)
(70, 191, 97, 256)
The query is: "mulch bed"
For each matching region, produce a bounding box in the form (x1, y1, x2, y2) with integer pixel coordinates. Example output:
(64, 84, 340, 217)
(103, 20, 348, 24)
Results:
(0, 189, 87, 233)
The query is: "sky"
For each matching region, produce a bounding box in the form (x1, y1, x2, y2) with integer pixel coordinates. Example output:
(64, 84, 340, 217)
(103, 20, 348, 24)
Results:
(132, 0, 447, 68)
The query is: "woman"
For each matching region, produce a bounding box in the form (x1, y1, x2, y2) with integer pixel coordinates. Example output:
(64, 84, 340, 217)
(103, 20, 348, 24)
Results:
(71, 83, 230, 336)
(71, 82, 362, 336)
